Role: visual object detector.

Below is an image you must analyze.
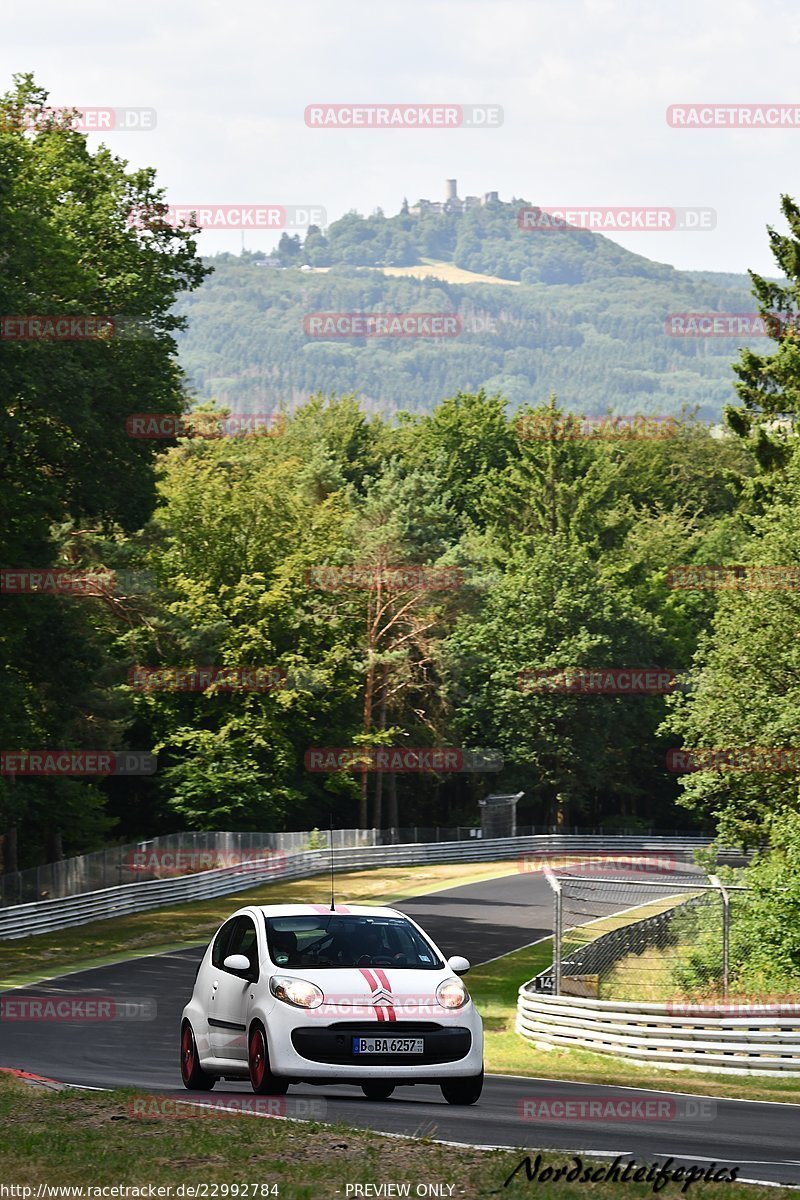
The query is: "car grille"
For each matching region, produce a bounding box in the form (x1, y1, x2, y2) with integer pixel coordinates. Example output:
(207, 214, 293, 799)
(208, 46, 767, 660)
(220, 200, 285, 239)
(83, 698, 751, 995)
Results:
(291, 1022, 472, 1065)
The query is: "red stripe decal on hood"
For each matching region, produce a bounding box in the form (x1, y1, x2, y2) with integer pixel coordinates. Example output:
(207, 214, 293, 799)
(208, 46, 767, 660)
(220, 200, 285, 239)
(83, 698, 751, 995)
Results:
(359, 967, 378, 991)
(359, 966, 395, 1022)
(372, 967, 397, 1022)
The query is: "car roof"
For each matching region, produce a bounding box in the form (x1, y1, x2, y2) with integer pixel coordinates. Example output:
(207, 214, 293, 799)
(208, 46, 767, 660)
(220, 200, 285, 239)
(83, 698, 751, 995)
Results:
(249, 903, 404, 919)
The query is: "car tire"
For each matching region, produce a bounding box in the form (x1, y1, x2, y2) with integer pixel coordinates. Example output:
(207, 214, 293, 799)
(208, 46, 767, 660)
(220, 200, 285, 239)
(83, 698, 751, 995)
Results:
(248, 1023, 289, 1095)
(440, 1068, 483, 1106)
(361, 1082, 395, 1101)
(180, 1022, 216, 1090)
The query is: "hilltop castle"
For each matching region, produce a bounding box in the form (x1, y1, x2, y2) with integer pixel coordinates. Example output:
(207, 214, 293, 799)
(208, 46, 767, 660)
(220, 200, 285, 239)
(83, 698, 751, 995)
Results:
(408, 180, 500, 216)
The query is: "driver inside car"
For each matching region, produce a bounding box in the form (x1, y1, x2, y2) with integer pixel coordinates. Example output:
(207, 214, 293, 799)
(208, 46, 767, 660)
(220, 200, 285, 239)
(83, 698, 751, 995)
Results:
(269, 928, 299, 967)
(353, 923, 406, 966)
(324, 922, 384, 965)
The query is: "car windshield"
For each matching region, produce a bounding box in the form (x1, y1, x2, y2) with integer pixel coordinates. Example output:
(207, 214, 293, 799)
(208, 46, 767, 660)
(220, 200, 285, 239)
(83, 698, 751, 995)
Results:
(263, 914, 443, 970)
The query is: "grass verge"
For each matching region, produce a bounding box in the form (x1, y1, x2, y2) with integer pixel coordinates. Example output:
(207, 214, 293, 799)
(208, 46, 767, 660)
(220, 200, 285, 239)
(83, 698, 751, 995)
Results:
(0, 1075, 784, 1198)
(602, 945, 694, 1002)
(379, 259, 521, 286)
(468, 942, 800, 1105)
(0, 860, 520, 988)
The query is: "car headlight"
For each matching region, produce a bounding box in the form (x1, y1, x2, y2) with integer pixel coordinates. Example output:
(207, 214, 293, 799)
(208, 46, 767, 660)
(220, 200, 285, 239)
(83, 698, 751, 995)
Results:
(269, 975, 324, 1009)
(436, 977, 469, 1009)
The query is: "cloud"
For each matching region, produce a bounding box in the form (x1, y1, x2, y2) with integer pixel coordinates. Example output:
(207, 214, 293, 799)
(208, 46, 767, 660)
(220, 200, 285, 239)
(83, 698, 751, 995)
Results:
(1, 0, 797, 272)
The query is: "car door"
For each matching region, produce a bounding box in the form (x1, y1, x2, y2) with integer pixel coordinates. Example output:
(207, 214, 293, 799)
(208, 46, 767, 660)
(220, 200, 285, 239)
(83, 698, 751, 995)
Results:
(208, 915, 259, 1062)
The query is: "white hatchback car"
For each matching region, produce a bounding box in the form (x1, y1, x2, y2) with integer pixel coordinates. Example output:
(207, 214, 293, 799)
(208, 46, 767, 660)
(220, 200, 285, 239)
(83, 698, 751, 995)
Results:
(180, 903, 484, 1104)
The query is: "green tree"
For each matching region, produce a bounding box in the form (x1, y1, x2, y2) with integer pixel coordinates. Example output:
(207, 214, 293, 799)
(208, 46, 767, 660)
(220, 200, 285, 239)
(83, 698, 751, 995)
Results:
(444, 538, 664, 829)
(396, 390, 518, 530)
(662, 456, 800, 845)
(725, 194, 800, 476)
(124, 425, 363, 830)
(0, 75, 207, 864)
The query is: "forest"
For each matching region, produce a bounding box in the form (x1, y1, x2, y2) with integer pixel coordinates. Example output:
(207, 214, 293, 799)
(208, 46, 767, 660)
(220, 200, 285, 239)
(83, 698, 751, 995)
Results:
(3, 77, 800, 927)
(173, 204, 759, 418)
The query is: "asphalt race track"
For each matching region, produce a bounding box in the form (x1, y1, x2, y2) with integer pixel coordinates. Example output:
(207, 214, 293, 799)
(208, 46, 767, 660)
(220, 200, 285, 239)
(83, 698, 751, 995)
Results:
(2, 867, 799, 1186)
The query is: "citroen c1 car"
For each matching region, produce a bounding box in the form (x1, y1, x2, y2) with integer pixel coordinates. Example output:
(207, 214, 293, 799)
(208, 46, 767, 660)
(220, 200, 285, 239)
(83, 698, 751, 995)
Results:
(180, 903, 484, 1104)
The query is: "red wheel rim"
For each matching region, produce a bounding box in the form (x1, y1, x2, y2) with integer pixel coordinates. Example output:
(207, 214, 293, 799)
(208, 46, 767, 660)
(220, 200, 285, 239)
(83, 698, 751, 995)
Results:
(249, 1028, 266, 1089)
(181, 1026, 195, 1082)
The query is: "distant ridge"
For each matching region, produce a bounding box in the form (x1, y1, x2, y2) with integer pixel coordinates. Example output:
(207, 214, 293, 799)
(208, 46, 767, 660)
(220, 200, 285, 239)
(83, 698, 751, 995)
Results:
(174, 188, 763, 419)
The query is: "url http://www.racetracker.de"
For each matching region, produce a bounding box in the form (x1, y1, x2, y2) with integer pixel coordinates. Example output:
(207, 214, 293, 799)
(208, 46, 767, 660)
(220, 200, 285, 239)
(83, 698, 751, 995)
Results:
(0, 1187, 281, 1198)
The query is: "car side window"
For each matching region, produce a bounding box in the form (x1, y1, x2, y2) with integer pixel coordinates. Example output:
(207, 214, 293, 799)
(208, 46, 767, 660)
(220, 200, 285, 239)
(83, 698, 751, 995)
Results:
(211, 918, 238, 969)
(225, 915, 260, 980)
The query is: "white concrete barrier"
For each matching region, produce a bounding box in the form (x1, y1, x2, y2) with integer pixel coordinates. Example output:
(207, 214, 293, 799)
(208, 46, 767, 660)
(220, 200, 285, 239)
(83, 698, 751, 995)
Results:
(516, 988, 800, 1076)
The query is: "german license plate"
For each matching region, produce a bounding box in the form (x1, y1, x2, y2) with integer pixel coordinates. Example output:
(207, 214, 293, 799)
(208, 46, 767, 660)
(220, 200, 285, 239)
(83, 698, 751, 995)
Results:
(353, 1036, 424, 1055)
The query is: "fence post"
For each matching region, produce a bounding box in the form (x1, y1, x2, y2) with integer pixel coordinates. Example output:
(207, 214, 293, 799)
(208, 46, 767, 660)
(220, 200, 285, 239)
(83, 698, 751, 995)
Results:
(543, 866, 562, 996)
(709, 874, 730, 998)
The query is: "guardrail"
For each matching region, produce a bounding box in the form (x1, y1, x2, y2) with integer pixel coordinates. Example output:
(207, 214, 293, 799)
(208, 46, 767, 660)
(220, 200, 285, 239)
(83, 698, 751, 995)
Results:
(0, 834, 724, 940)
(515, 989, 800, 1076)
(0, 827, 380, 905)
(533, 894, 707, 993)
(1, 825, 707, 906)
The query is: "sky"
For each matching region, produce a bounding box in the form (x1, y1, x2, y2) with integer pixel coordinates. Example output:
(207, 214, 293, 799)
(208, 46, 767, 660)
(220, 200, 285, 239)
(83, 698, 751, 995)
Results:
(3, 0, 798, 275)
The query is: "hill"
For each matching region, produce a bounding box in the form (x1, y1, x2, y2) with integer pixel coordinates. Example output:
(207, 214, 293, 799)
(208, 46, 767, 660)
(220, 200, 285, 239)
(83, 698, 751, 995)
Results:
(173, 198, 763, 418)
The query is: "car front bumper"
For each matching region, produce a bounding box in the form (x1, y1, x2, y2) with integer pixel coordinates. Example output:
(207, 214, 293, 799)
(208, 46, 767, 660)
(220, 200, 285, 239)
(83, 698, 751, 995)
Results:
(267, 1011, 484, 1079)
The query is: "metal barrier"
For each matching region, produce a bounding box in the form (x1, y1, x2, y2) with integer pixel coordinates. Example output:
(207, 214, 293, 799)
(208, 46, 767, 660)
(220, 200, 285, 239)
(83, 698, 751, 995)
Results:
(537, 871, 752, 999)
(515, 989, 800, 1076)
(0, 828, 381, 905)
(533, 894, 708, 994)
(1, 825, 706, 906)
(0, 835, 724, 940)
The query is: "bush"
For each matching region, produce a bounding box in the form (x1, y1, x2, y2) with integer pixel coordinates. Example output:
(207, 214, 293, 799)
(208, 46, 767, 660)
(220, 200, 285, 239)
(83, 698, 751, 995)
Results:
(668, 810, 800, 998)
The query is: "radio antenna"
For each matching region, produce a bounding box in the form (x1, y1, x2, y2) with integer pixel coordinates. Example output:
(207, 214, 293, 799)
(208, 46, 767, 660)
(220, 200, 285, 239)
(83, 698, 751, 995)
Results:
(329, 810, 336, 911)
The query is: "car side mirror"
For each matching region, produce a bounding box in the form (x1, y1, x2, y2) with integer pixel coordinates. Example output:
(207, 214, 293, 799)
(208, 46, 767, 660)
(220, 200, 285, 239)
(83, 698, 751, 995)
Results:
(447, 955, 470, 976)
(224, 953, 253, 976)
